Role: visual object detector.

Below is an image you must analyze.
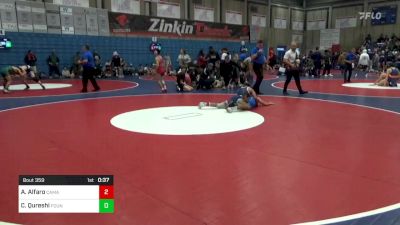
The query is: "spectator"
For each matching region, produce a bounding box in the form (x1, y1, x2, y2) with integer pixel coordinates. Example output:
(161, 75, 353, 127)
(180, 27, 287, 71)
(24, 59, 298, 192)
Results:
(111, 51, 122, 77)
(220, 52, 234, 89)
(338, 51, 347, 77)
(197, 49, 207, 69)
(206, 46, 220, 66)
(365, 34, 372, 44)
(177, 48, 191, 69)
(311, 47, 322, 77)
(24, 50, 37, 75)
(62, 67, 72, 78)
(47, 50, 61, 78)
(358, 49, 370, 77)
(377, 33, 385, 43)
(197, 63, 216, 90)
(71, 52, 82, 78)
(175, 67, 193, 92)
(322, 49, 333, 77)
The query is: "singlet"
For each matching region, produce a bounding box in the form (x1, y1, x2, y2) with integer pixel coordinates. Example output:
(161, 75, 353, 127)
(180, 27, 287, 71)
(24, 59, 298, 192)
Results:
(237, 86, 251, 98)
(388, 67, 399, 87)
(0, 66, 13, 76)
(156, 56, 166, 75)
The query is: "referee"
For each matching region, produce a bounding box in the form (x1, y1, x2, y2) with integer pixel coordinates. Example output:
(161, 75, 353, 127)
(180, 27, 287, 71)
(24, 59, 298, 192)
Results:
(79, 44, 100, 93)
(282, 41, 308, 95)
(250, 40, 266, 94)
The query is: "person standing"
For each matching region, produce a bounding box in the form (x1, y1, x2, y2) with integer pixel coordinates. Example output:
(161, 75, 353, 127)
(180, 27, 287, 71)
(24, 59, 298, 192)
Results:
(47, 50, 61, 78)
(311, 47, 322, 77)
(24, 50, 38, 75)
(78, 45, 100, 93)
(344, 48, 356, 83)
(153, 49, 167, 93)
(282, 41, 308, 95)
(250, 40, 266, 94)
(322, 49, 333, 77)
(358, 49, 370, 77)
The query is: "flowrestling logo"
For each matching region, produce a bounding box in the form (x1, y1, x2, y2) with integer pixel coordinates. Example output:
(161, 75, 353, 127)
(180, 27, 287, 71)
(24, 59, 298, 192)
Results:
(359, 12, 382, 20)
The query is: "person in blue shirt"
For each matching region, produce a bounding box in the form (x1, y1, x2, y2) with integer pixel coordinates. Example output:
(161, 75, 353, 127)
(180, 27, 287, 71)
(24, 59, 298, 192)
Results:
(251, 40, 266, 94)
(344, 48, 356, 83)
(311, 47, 322, 77)
(78, 44, 100, 93)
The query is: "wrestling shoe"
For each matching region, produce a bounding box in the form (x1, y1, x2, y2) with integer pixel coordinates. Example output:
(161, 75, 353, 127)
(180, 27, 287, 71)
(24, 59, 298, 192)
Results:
(24, 86, 30, 90)
(3, 89, 10, 94)
(41, 84, 46, 90)
(226, 107, 233, 113)
(198, 102, 207, 109)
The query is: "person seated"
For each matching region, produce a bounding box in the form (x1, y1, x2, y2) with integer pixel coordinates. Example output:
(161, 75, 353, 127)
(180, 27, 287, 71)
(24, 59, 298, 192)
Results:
(198, 86, 274, 113)
(62, 67, 73, 78)
(176, 67, 193, 92)
(197, 63, 216, 90)
(373, 64, 400, 87)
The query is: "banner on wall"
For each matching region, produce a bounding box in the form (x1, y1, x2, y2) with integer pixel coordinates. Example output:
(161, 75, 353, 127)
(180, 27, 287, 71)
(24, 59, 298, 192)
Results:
(73, 7, 86, 35)
(16, 2, 33, 32)
(194, 5, 214, 22)
(250, 25, 262, 43)
(273, 18, 287, 29)
(251, 14, 266, 27)
(53, 0, 89, 8)
(320, 29, 340, 50)
(109, 12, 249, 40)
(0, 0, 18, 31)
(46, 3, 61, 34)
(60, 6, 74, 34)
(307, 20, 326, 30)
(157, 2, 180, 19)
(292, 34, 303, 44)
(98, 9, 110, 36)
(292, 21, 304, 31)
(225, 10, 242, 25)
(111, 0, 140, 15)
(86, 8, 98, 36)
(31, 2, 47, 32)
(335, 17, 357, 29)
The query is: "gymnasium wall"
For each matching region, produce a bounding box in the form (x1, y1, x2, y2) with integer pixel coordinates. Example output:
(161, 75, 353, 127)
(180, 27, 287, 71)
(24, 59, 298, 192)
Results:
(305, 0, 400, 51)
(0, 32, 253, 72)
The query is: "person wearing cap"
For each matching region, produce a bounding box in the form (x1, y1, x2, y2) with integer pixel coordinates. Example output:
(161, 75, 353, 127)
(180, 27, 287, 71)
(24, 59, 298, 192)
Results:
(250, 40, 266, 94)
(78, 44, 100, 93)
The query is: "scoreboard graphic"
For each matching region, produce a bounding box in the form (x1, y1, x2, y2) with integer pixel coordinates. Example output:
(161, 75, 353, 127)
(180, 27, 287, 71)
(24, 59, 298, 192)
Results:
(18, 175, 114, 213)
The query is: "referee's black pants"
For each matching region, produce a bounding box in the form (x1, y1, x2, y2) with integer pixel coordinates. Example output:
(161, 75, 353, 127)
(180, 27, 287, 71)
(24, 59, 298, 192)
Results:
(252, 63, 264, 94)
(283, 69, 304, 93)
(82, 67, 100, 92)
